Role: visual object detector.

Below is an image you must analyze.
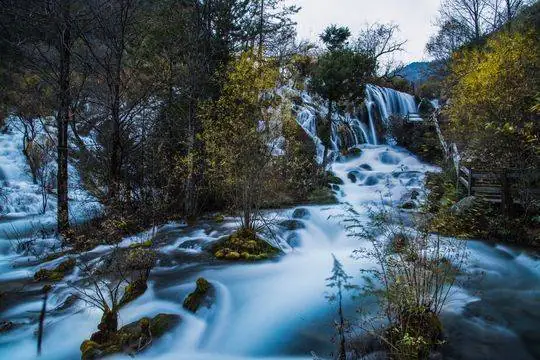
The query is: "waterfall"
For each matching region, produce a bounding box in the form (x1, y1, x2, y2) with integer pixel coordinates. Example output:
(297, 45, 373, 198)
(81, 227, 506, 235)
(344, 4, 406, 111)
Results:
(294, 84, 419, 164)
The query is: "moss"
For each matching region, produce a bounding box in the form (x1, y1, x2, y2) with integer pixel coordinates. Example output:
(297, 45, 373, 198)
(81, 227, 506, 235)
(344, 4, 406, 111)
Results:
(81, 314, 180, 359)
(34, 258, 76, 282)
(306, 187, 338, 205)
(326, 171, 344, 185)
(211, 228, 280, 261)
(183, 278, 213, 313)
(129, 239, 153, 249)
(342, 147, 362, 157)
(214, 214, 225, 223)
(118, 279, 148, 308)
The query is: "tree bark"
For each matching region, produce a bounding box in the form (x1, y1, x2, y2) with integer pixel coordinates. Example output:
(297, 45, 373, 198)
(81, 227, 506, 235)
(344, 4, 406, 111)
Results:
(57, 1, 72, 233)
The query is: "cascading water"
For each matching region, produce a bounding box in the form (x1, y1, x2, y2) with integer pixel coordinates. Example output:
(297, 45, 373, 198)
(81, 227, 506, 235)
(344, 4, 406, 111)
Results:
(1, 95, 539, 360)
(294, 84, 420, 163)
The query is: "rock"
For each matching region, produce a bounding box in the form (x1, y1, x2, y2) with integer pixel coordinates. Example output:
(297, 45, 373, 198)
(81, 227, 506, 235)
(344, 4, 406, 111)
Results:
(410, 189, 420, 200)
(214, 214, 225, 223)
(379, 151, 400, 165)
(81, 314, 180, 360)
(348, 172, 357, 183)
(279, 219, 306, 231)
(178, 239, 204, 250)
(327, 174, 344, 185)
(129, 239, 153, 249)
(307, 187, 338, 205)
(292, 208, 310, 219)
(118, 278, 148, 308)
(34, 258, 76, 282)
(364, 176, 379, 186)
(359, 164, 373, 171)
(183, 278, 214, 313)
(0, 320, 14, 333)
(286, 233, 301, 247)
(212, 228, 280, 261)
(400, 201, 416, 210)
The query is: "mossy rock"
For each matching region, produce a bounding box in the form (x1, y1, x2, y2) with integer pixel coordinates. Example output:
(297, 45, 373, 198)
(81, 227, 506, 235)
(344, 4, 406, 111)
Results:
(183, 278, 214, 313)
(326, 172, 344, 185)
(118, 279, 148, 308)
(307, 187, 338, 205)
(34, 258, 76, 282)
(214, 214, 225, 223)
(342, 147, 362, 157)
(81, 314, 180, 360)
(129, 239, 153, 249)
(211, 228, 280, 261)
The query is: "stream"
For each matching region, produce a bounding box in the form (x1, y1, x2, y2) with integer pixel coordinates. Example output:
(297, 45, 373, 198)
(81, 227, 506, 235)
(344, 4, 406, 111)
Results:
(1, 144, 539, 360)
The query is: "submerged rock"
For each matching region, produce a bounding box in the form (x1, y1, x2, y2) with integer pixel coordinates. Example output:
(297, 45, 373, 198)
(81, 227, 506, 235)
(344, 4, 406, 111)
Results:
(379, 151, 401, 165)
(183, 278, 215, 313)
(364, 176, 379, 186)
(0, 320, 14, 333)
(359, 164, 373, 171)
(279, 219, 306, 231)
(292, 208, 310, 219)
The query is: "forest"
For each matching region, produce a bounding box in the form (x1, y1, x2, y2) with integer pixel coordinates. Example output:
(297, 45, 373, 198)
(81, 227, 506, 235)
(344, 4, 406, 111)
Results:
(0, 0, 538, 359)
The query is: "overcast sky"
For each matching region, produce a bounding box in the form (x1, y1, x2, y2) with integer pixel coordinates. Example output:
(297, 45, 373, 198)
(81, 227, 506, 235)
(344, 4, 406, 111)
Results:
(289, 0, 441, 64)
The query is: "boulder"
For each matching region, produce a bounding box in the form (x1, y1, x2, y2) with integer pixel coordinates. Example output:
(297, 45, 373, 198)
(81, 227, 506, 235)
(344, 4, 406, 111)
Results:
(279, 219, 306, 231)
(183, 278, 214, 313)
(292, 208, 310, 219)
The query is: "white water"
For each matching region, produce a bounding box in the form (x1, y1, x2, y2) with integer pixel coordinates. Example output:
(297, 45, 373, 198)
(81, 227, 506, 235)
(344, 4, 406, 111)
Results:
(1, 102, 540, 359)
(293, 84, 419, 163)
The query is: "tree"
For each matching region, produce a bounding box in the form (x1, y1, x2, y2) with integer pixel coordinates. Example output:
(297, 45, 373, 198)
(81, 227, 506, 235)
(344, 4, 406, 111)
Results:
(355, 22, 406, 74)
(426, 19, 470, 61)
(439, 0, 491, 43)
(320, 25, 351, 51)
(445, 29, 539, 168)
(326, 254, 354, 360)
(201, 51, 279, 230)
(310, 27, 376, 163)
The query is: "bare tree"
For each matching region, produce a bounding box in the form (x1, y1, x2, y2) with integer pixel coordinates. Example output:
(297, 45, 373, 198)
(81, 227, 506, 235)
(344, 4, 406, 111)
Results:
(439, 0, 490, 43)
(426, 19, 470, 61)
(354, 22, 407, 76)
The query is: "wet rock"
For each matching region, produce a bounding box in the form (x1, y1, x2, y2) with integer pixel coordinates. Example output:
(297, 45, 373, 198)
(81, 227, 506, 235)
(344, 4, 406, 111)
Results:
(178, 239, 204, 250)
(34, 258, 76, 282)
(307, 187, 338, 205)
(0, 320, 14, 333)
(214, 214, 225, 223)
(286, 233, 301, 248)
(364, 176, 379, 186)
(410, 189, 420, 200)
(81, 314, 181, 360)
(55, 294, 78, 311)
(359, 164, 373, 171)
(118, 278, 148, 308)
(400, 201, 417, 210)
(279, 219, 306, 231)
(212, 228, 280, 261)
(183, 278, 214, 313)
(129, 239, 153, 249)
(379, 151, 400, 165)
(292, 208, 310, 219)
(348, 172, 357, 183)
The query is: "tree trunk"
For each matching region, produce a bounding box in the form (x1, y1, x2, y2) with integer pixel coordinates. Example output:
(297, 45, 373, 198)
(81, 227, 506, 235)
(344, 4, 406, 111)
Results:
(258, 0, 264, 57)
(57, 2, 71, 233)
(337, 289, 346, 360)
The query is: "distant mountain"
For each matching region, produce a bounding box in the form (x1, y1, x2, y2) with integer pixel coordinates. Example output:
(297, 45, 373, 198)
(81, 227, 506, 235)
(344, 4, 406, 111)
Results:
(396, 62, 438, 84)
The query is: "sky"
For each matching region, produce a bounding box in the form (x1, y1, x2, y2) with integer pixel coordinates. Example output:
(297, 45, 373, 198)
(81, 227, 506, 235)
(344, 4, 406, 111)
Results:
(289, 0, 441, 64)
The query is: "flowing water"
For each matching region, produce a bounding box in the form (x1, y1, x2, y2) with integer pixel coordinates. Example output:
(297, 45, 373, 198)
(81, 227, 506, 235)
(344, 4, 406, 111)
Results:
(1, 88, 539, 360)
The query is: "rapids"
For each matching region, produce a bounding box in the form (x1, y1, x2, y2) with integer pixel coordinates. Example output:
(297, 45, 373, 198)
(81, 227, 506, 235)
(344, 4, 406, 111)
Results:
(1, 144, 539, 360)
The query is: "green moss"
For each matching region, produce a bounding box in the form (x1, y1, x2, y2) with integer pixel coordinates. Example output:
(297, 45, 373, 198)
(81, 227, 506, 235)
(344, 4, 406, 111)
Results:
(81, 314, 180, 359)
(326, 172, 344, 185)
(214, 214, 225, 223)
(183, 278, 213, 313)
(211, 228, 280, 261)
(306, 187, 338, 205)
(118, 279, 148, 308)
(129, 239, 153, 249)
(34, 258, 76, 282)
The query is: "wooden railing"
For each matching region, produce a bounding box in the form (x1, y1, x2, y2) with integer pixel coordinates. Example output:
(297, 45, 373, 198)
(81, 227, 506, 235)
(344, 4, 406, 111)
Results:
(458, 167, 540, 213)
